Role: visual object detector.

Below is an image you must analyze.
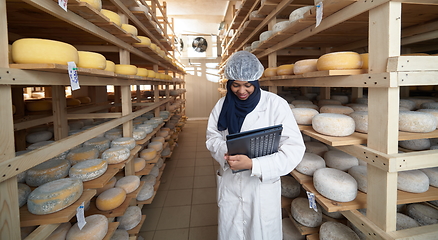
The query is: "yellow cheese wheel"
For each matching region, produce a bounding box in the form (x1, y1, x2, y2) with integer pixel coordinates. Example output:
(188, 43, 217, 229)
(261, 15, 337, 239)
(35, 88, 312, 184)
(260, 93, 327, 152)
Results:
(317, 51, 363, 71)
(25, 100, 52, 111)
(147, 70, 156, 78)
(27, 178, 83, 215)
(26, 158, 70, 187)
(66, 214, 108, 240)
(264, 67, 277, 77)
(134, 158, 146, 172)
(78, 0, 102, 11)
(66, 98, 81, 106)
(121, 24, 138, 36)
(96, 187, 126, 211)
(150, 43, 157, 51)
(115, 64, 138, 75)
(101, 9, 121, 26)
(133, 36, 151, 46)
(276, 64, 294, 75)
(77, 51, 106, 70)
(294, 59, 318, 75)
(115, 175, 140, 194)
(47, 222, 71, 240)
(139, 148, 157, 161)
(137, 67, 148, 77)
(96, 176, 117, 195)
(69, 159, 108, 182)
(104, 60, 115, 72)
(12, 38, 79, 65)
(66, 146, 100, 165)
(77, 96, 92, 104)
(360, 53, 369, 69)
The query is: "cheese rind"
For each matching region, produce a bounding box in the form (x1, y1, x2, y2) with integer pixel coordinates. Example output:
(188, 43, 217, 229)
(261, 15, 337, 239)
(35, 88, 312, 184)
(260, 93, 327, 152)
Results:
(406, 203, 438, 226)
(396, 213, 419, 231)
(293, 59, 318, 75)
(26, 130, 53, 143)
(399, 138, 431, 150)
(263, 67, 277, 77)
(420, 167, 438, 187)
(110, 229, 129, 240)
(280, 176, 300, 198)
(26, 158, 71, 187)
(117, 206, 142, 230)
(276, 64, 294, 75)
(291, 197, 322, 227)
(83, 137, 111, 153)
(304, 141, 328, 157)
(320, 105, 354, 115)
(319, 221, 360, 240)
(139, 148, 157, 161)
(313, 168, 357, 202)
(115, 175, 140, 194)
(349, 111, 368, 133)
(101, 147, 131, 164)
(121, 24, 138, 36)
(67, 146, 100, 165)
(398, 170, 429, 193)
(69, 159, 108, 182)
(137, 183, 154, 201)
(348, 165, 368, 193)
(104, 60, 115, 72)
(115, 64, 138, 75)
(77, 51, 106, 70)
(317, 51, 363, 71)
(324, 150, 359, 171)
(66, 214, 108, 240)
(399, 111, 437, 133)
(134, 158, 146, 172)
(295, 152, 325, 176)
(101, 9, 121, 26)
(111, 137, 136, 150)
(96, 187, 126, 211)
(312, 113, 355, 137)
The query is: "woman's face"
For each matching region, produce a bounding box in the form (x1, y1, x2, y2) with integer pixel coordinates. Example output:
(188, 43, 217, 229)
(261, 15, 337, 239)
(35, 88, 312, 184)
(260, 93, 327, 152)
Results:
(230, 80, 255, 100)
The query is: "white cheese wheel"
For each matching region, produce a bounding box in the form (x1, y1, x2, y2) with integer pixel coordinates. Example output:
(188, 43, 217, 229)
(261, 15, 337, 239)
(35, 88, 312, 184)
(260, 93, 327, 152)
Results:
(150, 165, 159, 177)
(79, 0, 101, 10)
(96, 176, 117, 195)
(398, 170, 429, 193)
(67, 146, 100, 165)
(259, 30, 273, 42)
(101, 147, 131, 164)
(399, 111, 437, 133)
(321, 207, 344, 219)
(319, 221, 360, 240)
(137, 182, 154, 201)
(136, 124, 154, 134)
(156, 157, 164, 168)
(331, 95, 349, 104)
(26, 158, 70, 187)
(161, 147, 171, 157)
(295, 152, 325, 176)
(304, 141, 328, 157)
(148, 141, 163, 151)
(289, 6, 313, 22)
(318, 99, 342, 107)
(115, 175, 140, 194)
(400, 99, 416, 110)
(66, 214, 108, 240)
(399, 138, 431, 150)
(293, 59, 318, 75)
(110, 229, 129, 240)
(348, 165, 368, 193)
(47, 222, 71, 240)
(111, 137, 136, 150)
(251, 40, 261, 50)
(26, 130, 53, 144)
(133, 36, 151, 46)
(77, 51, 106, 70)
(101, 9, 121, 26)
(27, 178, 83, 215)
(408, 98, 435, 110)
(140, 175, 156, 186)
(280, 176, 300, 198)
(96, 187, 126, 211)
(406, 203, 438, 226)
(349, 111, 368, 133)
(317, 51, 363, 71)
(140, 148, 157, 161)
(347, 103, 368, 112)
(249, 11, 265, 19)
(18, 183, 31, 208)
(397, 212, 419, 230)
(295, 103, 319, 110)
(282, 218, 305, 240)
(121, 24, 138, 36)
(420, 167, 438, 187)
(273, 21, 291, 33)
(117, 206, 142, 230)
(12, 38, 79, 65)
(417, 109, 438, 128)
(115, 64, 137, 75)
(312, 113, 355, 137)
(324, 150, 359, 171)
(104, 60, 115, 72)
(83, 137, 111, 153)
(320, 105, 354, 115)
(105, 128, 123, 140)
(420, 101, 438, 109)
(291, 197, 322, 227)
(134, 158, 146, 172)
(313, 168, 358, 202)
(69, 159, 107, 182)
(277, 64, 295, 76)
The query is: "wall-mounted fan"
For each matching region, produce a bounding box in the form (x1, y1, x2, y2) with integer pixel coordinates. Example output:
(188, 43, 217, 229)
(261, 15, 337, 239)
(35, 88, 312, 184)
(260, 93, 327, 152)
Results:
(192, 37, 208, 53)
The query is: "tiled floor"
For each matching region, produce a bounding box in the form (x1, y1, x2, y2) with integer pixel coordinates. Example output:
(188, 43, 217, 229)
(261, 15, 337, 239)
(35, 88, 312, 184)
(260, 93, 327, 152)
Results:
(139, 120, 219, 240)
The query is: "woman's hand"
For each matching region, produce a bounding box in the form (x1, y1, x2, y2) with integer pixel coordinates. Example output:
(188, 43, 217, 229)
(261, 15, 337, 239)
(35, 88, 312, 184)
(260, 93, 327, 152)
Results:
(225, 154, 252, 171)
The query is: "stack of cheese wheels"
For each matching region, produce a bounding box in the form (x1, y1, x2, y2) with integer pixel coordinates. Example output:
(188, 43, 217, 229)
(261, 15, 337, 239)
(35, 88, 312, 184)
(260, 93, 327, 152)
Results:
(398, 170, 429, 193)
(115, 64, 138, 75)
(46, 222, 71, 240)
(104, 60, 116, 72)
(115, 175, 141, 194)
(280, 175, 300, 199)
(349, 111, 368, 133)
(101, 9, 121, 26)
(27, 178, 83, 215)
(291, 108, 319, 125)
(263, 67, 277, 77)
(399, 111, 437, 133)
(133, 36, 151, 47)
(26, 130, 53, 144)
(69, 159, 108, 181)
(66, 214, 108, 240)
(117, 206, 142, 230)
(313, 168, 358, 202)
(67, 146, 100, 165)
(304, 141, 328, 157)
(139, 148, 157, 161)
(324, 150, 359, 171)
(137, 67, 148, 77)
(319, 222, 360, 240)
(276, 64, 294, 75)
(12, 38, 79, 65)
(291, 197, 322, 227)
(101, 146, 131, 164)
(111, 137, 136, 150)
(295, 152, 325, 176)
(77, 51, 106, 70)
(121, 24, 138, 36)
(134, 158, 146, 172)
(105, 128, 123, 140)
(96, 187, 126, 211)
(26, 158, 71, 187)
(18, 183, 31, 208)
(312, 113, 355, 137)
(96, 176, 117, 195)
(25, 100, 52, 112)
(83, 137, 111, 154)
(348, 165, 368, 193)
(293, 59, 318, 75)
(79, 0, 102, 10)
(317, 51, 363, 71)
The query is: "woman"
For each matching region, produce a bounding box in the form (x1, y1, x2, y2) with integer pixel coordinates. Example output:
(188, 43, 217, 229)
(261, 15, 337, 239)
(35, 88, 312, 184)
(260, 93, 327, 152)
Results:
(206, 51, 305, 240)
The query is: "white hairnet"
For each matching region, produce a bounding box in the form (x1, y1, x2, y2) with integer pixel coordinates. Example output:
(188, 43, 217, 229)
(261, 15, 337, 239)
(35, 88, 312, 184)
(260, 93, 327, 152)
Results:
(224, 51, 264, 81)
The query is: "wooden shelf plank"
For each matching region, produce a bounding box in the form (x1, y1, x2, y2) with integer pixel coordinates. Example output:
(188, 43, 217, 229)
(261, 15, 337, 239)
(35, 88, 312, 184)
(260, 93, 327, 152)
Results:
(126, 215, 146, 235)
(83, 166, 120, 189)
(20, 189, 96, 227)
(103, 222, 120, 240)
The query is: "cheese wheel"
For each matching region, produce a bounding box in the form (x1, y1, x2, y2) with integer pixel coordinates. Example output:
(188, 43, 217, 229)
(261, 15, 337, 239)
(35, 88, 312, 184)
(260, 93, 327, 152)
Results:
(156, 129, 169, 138)
(406, 203, 438, 226)
(147, 70, 156, 78)
(150, 43, 157, 51)
(319, 221, 360, 240)
(348, 165, 368, 193)
(313, 168, 358, 202)
(151, 136, 165, 144)
(291, 197, 322, 227)
(399, 111, 437, 133)
(67, 146, 100, 165)
(324, 150, 359, 171)
(408, 97, 435, 110)
(347, 103, 368, 112)
(141, 174, 156, 186)
(360, 53, 369, 69)
(111, 137, 136, 150)
(293, 59, 318, 75)
(280, 176, 300, 198)
(399, 138, 431, 150)
(294, 103, 319, 110)
(101, 9, 121, 26)
(47, 222, 71, 240)
(318, 99, 342, 107)
(321, 207, 344, 219)
(148, 141, 163, 151)
(139, 148, 157, 161)
(312, 113, 355, 137)
(26, 158, 70, 187)
(398, 170, 429, 193)
(317, 51, 363, 70)
(132, 128, 147, 140)
(26, 130, 53, 143)
(420, 167, 438, 187)
(26, 100, 52, 111)
(104, 60, 115, 72)
(27, 178, 83, 215)
(105, 128, 123, 140)
(150, 165, 159, 177)
(101, 147, 131, 164)
(276, 64, 294, 76)
(400, 99, 416, 110)
(133, 36, 151, 46)
(121, 24, 138, 36)
(110, 229, 129, 240)
(115, 175, 140, 194)
(96, 176, 117, 195)
(273, 21, 290, 33)
(18, 183, 31, 208)
(83, 137, 111, 153)
(134, 158, 146, 172)
(259, 30, 273, 42)
(349, 111, 368, 133)
(282, 218, 304, 240)
(397, 213, 419, 230)
(161, 147, 171, 157)
(67, 98, 81, 106)
(136, 67, 148, 77)
(331, 95, 349, 104)
(69, 159, 107, 181)
(96, 187, 126, 211)
(66, 214, 108, 240)
(77, 51, 106, 70)
(304, 141, 328, 156)
(320, 105, 354, 115)
(289, 6, 313, 22)
(295, 152, 326, 176)
(355, 97, 368, 104)
(263, 67, 277, 77)
(117, 206, 142, 230)
(12, 38, 79, 65)
(115, 64, 137, 75)
(137, 182, 154, 201)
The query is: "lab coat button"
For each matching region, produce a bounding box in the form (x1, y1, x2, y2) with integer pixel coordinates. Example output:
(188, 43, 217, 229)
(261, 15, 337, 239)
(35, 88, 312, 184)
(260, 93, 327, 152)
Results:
(243, 220, 246, 224)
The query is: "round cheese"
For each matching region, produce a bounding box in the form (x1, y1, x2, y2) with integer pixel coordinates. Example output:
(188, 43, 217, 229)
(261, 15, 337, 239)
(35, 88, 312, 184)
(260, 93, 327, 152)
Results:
(420, 167, 438, 187)
(293, 59, 318, 75)
(397, 212, 419, 230)
(295, 103, 319, 110)
(101, 9, 121, 26)
(96, 176, 117, 195)
(320, 105, 354, 115)
(331, 95, 349, 104)
(79, 0, 101, 10)
(407, 98, 435, 110)
(349, 111, 368, 133)
(140, 148, 157, 161)
(273, 21, 291, 33)
(83, 137, 111, 153)
(133, 36, 151, 46)
(321, 207, 344, 219)
(313, 168, 358, 202)
(136, 67, 148, 77)
(295, 152, 325, 176)
(304, 141, 328, 157)
(137, 124, 154, 134)
(26, 130, 53, 143)
(156, 129, 169, 138)
(111, 137, 136, 150)
(347, 103, 368, 112)
(77, 96, 92, 104)
(96, 187, 126, 211)
(312, 113, 355, 137)
(110, 229, 129, 240)
(400, 99, 416, 110)
(12, 38, 79, 65)
(26, 100, 52, 111)
(263, 67, 277, 77)
(161, 147, 171, 157)
(141, 174, 156, 186)
(319, 221, 360, 240)
(134, 158, 146, 172)
(47, 222, 71, 240)
(67, 98, 81, 106)
(149, 165, 159, 177)
(289, 6, 313, 22)
(406, 203, 438, 226)
(324, 150, 359, 171)
(26, 158, 70, 187)
(276, 64, 295, 75)
(251, 40, 261, 50)
(104, 60, 115, 72)
(121, 24, 138, 36)
(280, 176, 300, 198)
(137, 182, 154, 201)
(318, 99, 342, 107)
(398, 170, 429, 193)
(115, 64, 137, 75)
(67, 146, 100, 165)
(27, 178, 83, 215)
(101, 147, 131, 164)
(259, 30, 273, 42)
(360, 53, 368, 69)
(317, 51, 363, 71)
(77, 51, 106, 70)
(291, 197, 322, 227)
(147, 70, 156, 78)
(133, 128, 147, 140)
(117, 206, 142, 230)
(156, 157, 164, 168)
(348, 165, 368, 193)
(282, 218, 304, 240)
(399, 111, 437, 133)
(105, 128, 123, 140)
(115, 175, 140, 194)
(151, 136, 165, 144)
(399, 138, 431, 150)
(69, 158, 107, 182)
(18, 183, 31, 208)
(148, 141, 163, 151)
(66, 214, 108, 240)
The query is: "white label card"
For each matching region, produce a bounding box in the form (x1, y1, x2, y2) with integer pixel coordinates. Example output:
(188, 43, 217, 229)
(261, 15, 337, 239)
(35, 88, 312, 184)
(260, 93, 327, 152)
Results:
(68, 61, 80, 91)
(58, 0, 68, 11)
(316, 2, 323, 28)
(306, 191, 318, 212)
(76, 202, 87, 230)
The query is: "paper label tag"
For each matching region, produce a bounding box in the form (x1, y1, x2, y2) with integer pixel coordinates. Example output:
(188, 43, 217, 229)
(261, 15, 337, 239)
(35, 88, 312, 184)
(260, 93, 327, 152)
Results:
(58, 0, 68, 11)
(76, 202, 87, 230)
(68, 61, 80, 91)
(306, 191, 318, 212)
(315, 2, 323, 28)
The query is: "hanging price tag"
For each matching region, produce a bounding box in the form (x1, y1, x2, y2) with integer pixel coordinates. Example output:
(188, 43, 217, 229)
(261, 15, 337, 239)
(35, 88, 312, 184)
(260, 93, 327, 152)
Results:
(306, 191, 318, 212)
(68, 61, 80, 91)
(58, 0, 68, 11)
(315, 2, 323, 28)
(76, 202, 87, 230)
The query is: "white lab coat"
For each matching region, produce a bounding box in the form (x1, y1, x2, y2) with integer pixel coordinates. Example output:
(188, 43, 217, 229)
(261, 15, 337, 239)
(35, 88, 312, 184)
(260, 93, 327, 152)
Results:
(206, 89, 305, 240)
